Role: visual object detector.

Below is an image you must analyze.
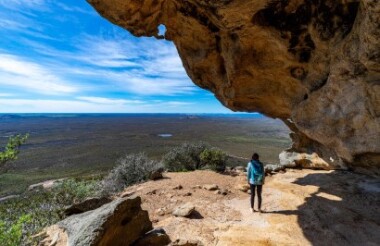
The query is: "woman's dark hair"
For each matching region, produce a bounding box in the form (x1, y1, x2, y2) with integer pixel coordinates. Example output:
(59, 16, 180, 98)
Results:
(252, 153, 259, 160)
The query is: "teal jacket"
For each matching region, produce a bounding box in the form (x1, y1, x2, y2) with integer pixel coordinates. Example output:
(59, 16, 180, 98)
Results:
(247, 160, 264, 185)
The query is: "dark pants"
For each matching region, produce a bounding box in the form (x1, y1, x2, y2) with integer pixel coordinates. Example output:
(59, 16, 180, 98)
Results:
(250, 184, 262, 209)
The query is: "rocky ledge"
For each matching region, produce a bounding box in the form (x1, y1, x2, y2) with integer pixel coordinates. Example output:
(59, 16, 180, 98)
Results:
(39, 170, 380, 245)
(86, 0, 380, 174)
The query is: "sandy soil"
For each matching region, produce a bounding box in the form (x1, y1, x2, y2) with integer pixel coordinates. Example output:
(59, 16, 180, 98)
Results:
(121, 169, 380, 246)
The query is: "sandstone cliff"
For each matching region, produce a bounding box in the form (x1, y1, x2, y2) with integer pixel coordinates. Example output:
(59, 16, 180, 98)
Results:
(87, 0, 380, 173)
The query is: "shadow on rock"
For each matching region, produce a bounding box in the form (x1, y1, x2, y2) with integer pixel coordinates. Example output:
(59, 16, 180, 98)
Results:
(269, 171, 380, 245)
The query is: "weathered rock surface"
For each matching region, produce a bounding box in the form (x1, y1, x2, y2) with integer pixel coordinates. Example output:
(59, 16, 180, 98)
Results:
(87, 0, 380, 174)
(40, 196, 153, 246)
(64, 197, 112, 216)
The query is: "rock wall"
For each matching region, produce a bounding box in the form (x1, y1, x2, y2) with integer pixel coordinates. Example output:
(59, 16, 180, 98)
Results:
(87, 0, 380, 174)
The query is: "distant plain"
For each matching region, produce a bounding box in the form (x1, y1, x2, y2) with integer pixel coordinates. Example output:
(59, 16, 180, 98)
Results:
(0, 114, 291, 196)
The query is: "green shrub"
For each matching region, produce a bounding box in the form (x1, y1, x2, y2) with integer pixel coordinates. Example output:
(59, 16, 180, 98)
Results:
(101, 153, 162, 195)
(162, 142, 209, 171)
(53, 178, 102, 205)
(200, 148, 227, 172)
(0, 214, 31, 246)
(0, 134, 28, 168)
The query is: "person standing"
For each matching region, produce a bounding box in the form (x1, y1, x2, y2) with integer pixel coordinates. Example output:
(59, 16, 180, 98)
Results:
(247, 153, 264, 213)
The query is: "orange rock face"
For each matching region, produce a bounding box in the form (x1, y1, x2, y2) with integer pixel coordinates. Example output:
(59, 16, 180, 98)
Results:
(87, 0, 380, 174)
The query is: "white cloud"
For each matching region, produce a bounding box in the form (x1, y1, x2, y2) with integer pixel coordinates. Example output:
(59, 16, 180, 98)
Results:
(0, 0, 46, 10)
(0, 54, 78, 94)
(77, 96, 143, 105)
(54, 2, 95, 15)
(22, 34, 196, 96)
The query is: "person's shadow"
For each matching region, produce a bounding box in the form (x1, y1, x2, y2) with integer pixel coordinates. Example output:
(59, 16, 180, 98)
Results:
(263, 171, 380, 246)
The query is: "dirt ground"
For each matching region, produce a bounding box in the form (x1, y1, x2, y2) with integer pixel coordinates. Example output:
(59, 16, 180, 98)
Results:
(121, 169, 380, 246)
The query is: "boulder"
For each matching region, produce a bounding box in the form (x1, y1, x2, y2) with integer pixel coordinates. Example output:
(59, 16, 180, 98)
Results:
(87, 0, 380, 174)
(64, 197, 112, 216)
(28, 178, 65, 191)
(279, 151, 331, 169)
(172, 203, 195, 217)
(40, 196, 152, 246)
(264, 164, 286, 174)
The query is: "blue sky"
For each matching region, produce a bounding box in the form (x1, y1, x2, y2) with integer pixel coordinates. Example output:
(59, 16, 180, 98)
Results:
(0, 0, 233, 113)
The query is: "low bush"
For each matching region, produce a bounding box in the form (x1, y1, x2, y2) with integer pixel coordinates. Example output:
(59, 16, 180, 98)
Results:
(101, 153, 163, 195)
(200, 148, 227, 172)
(162, 142, 209, 171)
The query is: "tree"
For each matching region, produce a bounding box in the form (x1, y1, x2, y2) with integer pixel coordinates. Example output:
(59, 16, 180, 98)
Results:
(0, 134, 29, 167)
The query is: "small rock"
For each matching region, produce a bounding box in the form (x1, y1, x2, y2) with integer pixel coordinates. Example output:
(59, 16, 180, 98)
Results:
(155, 208, 166, 216)
(203, 184, 219, 191)
(172, 203, 195, 217)
(132, 228, 171, 246)
(173, 185, 183, 190)
(193, 185, 202, 189)
(220, 189, 228, 195)
(247, 189, 251, 194)
(214, 190, 221, 195)
(183, 192, 192, 196)
(236, 184, 250, 192)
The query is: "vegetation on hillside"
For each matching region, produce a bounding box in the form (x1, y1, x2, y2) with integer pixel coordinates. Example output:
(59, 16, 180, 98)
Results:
(0, 142, 244, 244)
(0, 178, 100, 245)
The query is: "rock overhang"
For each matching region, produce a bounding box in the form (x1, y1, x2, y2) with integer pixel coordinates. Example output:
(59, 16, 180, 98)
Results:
(87, 0, 380, 175)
